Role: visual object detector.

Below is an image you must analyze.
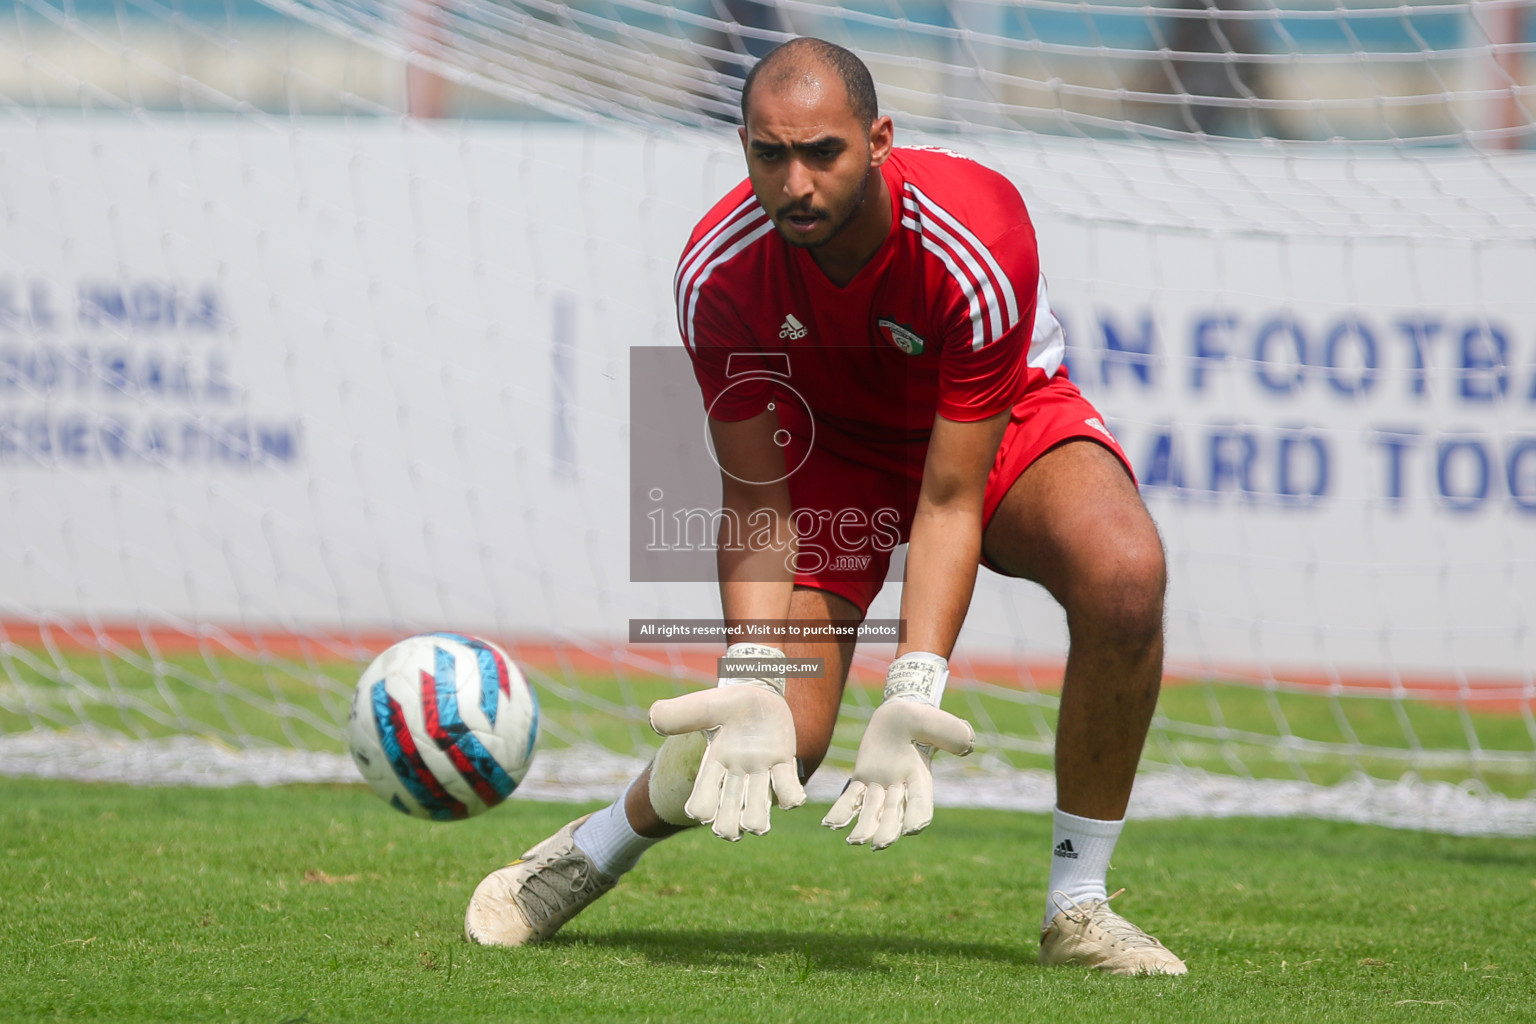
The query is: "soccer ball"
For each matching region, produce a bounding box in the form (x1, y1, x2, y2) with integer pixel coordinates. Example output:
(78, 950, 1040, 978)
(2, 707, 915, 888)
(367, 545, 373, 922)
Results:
(346, 632, 539, 820)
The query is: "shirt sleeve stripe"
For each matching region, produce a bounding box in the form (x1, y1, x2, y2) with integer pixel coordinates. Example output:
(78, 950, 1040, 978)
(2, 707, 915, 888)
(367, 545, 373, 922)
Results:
(675, 201, 764, 336)
(679, 216, 774, 350)
(902, 196, 1005, 344)
(901, 213, 986, 350)
(674, 195, 758, 299)
(904, 183, 1021, 329)
(897, 188, 1019, 353)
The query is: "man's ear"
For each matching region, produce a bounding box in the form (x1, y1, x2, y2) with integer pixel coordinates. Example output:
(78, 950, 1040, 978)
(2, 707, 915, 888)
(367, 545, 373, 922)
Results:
(869, 115, 894, 167)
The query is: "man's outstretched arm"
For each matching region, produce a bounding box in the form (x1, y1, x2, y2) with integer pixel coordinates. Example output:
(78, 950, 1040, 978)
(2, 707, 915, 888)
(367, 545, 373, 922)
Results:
(824, 409, 1008, 848)
(900, 408, 1011, 660)
(649, 408, 806, 840)
(709, 409, 797, 633)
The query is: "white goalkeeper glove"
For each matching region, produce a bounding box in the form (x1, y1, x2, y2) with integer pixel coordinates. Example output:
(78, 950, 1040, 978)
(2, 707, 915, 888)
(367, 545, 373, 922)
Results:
(648, 643, 807, 841)
(822, 652, 974, 850)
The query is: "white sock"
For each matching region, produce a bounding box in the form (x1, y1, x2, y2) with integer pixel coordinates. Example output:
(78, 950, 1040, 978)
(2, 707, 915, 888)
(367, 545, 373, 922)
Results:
(1042, 807, 1125, 929)
(573, 791, 661, 878)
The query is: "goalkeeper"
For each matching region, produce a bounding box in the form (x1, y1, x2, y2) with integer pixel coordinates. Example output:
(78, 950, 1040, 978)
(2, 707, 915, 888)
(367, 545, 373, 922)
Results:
(466, 36, 1185, 976)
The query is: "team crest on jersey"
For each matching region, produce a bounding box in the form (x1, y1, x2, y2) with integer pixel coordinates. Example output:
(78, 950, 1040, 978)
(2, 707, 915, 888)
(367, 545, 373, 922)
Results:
(878, 319, 926, 356)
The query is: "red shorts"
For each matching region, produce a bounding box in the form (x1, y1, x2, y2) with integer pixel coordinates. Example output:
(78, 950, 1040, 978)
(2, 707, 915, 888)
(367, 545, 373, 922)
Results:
(785, 372, 1133, 616)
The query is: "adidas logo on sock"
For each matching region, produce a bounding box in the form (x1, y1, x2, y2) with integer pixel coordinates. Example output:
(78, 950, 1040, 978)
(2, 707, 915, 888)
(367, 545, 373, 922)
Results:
(1054, 839, 1079, 859)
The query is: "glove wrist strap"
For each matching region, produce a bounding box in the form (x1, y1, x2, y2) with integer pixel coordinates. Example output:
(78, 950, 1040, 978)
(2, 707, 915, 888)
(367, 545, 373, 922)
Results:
(883, 652, 949, 707)
(717, 642, 788, 697)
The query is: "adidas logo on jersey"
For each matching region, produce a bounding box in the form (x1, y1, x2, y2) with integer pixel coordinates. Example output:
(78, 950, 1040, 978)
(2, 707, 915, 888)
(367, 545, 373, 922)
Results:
(1085, 417, 1115, 442)
(778, 314, 807, 340)
(1054, 839, 1079, 859)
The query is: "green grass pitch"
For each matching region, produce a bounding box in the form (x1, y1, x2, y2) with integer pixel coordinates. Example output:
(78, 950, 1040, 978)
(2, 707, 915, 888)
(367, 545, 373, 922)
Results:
(3, 777, 1533, 1023)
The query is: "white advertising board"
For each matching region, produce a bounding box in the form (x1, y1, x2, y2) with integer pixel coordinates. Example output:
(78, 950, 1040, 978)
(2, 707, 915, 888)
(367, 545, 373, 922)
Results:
(0, 117, 1531, 681)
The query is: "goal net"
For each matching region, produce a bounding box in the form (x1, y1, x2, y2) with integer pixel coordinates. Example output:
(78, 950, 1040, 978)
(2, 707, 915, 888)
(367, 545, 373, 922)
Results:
(0, 0, 1532, 836)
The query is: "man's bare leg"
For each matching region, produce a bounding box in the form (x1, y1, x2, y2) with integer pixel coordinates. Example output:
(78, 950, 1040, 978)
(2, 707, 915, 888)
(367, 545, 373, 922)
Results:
(981, 439, 1184, 974)
(981, 440, 1164, 819)
(627, 585, 863, 836)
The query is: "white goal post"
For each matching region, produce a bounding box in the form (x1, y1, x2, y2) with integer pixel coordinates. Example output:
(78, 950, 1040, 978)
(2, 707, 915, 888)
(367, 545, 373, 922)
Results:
(0, 0, 1532, 835)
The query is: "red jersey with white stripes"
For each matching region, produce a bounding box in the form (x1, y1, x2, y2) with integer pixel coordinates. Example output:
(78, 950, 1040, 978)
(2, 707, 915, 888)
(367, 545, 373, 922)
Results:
(675, 145, 1065, 476)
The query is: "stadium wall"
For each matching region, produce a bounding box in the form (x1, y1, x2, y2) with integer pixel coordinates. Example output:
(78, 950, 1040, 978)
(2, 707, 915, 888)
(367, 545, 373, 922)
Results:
(2, 117, 1532, 684)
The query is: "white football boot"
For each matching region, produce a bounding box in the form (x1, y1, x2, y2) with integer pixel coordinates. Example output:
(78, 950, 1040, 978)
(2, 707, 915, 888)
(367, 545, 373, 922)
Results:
(464, 814, 617, 946)
(1039, 890, 1188, 976)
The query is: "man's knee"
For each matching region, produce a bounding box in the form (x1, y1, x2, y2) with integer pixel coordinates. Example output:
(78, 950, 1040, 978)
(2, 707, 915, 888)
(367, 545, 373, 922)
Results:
(1065, 525, 1166, 650)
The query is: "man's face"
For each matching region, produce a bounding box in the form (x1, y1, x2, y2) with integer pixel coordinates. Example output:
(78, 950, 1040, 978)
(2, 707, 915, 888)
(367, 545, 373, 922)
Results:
(739, 77, 878, 250)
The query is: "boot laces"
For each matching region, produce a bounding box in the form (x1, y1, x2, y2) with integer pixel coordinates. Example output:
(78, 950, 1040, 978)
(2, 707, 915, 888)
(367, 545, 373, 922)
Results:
(514, 852, 599, 926)
(1051, 889, 1162, 949)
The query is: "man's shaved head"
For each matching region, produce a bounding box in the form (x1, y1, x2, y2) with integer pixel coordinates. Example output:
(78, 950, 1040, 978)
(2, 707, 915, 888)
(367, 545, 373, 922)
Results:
(740, 38, 879, 128)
